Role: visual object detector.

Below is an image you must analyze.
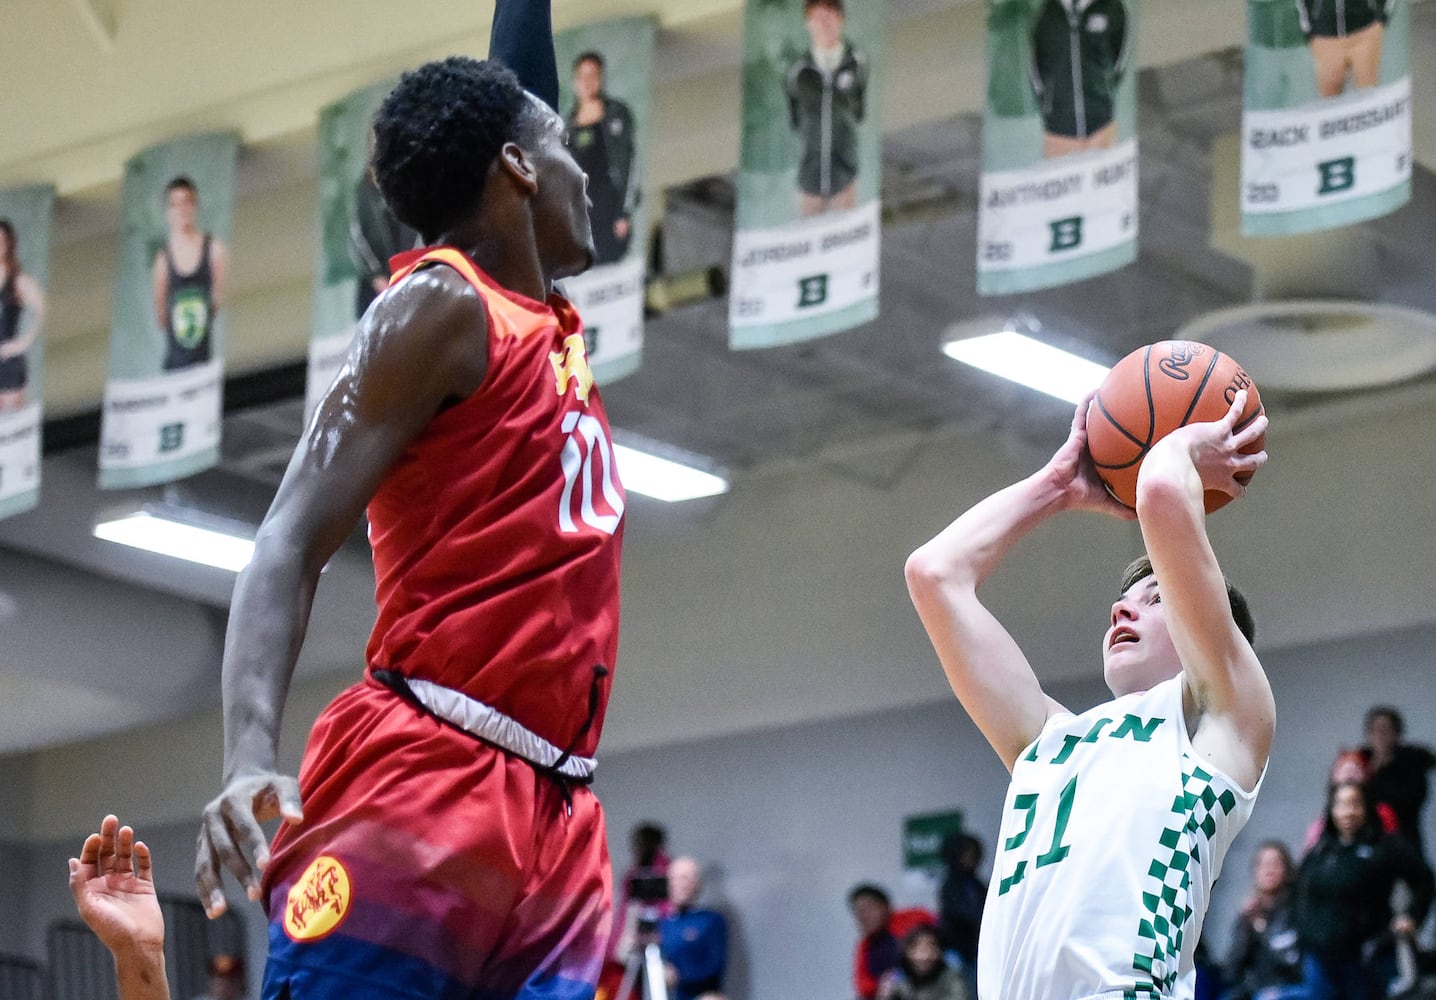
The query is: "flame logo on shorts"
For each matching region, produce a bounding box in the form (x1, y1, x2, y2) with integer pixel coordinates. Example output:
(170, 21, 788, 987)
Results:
(283, 855, 352, 942)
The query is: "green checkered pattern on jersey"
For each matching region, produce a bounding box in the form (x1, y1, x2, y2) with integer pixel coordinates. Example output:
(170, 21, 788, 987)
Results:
(1124, 757, 1238, 1000)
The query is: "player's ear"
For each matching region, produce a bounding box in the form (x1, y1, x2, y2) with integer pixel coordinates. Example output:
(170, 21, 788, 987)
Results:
(497, 142, 539, 196)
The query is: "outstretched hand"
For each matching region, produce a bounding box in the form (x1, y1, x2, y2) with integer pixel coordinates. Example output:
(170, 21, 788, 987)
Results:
(1156, 389, 1269, 501)
(1042, 390, 1137, 521)
(69, 815, 164, 954)
(196, 769, 303, 918)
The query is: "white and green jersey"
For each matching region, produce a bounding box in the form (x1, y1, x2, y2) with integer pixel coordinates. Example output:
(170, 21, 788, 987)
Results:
(977, 677, 1261, 1000)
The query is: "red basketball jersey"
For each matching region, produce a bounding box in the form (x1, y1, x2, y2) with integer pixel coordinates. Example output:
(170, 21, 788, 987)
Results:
(365, 247, 625, 757)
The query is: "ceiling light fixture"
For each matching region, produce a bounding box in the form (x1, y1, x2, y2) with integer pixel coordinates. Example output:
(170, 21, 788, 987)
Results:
(93, 511, 255, 572)
(942, 329, 1110, 404)
(613, 440, 729, 502)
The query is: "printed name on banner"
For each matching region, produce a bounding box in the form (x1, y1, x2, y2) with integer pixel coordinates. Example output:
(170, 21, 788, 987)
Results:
(562, 257, 645, 369)
(1242, 77, 1411, 214)
(100, 359, 224, 470)
(0, 403, 41, 503)
(978, 140, 1139, 273)
(729, 200, 881, 328)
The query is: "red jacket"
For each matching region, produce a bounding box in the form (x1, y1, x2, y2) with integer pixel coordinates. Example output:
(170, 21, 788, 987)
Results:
(854, 908, 936, 1000)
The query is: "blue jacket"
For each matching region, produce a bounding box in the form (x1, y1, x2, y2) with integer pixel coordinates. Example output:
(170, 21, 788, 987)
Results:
(659, 908, 727, 1000)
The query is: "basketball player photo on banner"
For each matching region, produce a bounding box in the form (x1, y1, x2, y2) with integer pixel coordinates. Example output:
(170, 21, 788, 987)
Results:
(99, 132, 237, 489)
(977, 0, 1140, 295)
(1241, 0, 1411, 235)
(554, 16, 655, 383)
(306, 80, 410, 418)
(729, 0, 884, 349)
(0, 184, 54, 522)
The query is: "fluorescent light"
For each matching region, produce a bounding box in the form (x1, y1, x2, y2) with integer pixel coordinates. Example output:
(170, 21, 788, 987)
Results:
(942, 330, 1110, 403)
(94, 511, 254, 572)
(613, 442, 728, 502)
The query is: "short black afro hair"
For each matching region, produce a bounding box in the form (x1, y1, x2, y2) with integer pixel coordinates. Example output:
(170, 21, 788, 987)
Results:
(371, 56, 535, 243)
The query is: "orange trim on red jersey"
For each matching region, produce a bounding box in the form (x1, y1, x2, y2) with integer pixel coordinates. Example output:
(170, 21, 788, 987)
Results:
(388, 246, 569, 342)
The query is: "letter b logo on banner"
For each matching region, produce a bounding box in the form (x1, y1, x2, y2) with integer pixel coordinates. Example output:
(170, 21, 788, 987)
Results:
(1048, 217, 1084, 253)
(1317, 157, 1356, 196)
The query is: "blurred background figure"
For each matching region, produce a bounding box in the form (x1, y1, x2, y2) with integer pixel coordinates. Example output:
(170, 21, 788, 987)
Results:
(1361, 706, 1436, 870)
(937, 832, 985, 983)
(1295, 781, 1433, 1000)
(565, 50, 637, 265)
(1302, 749, 1399, 852)
(1221, 840, 1307, 1000)
(850, 883, 936, 1000)
(876, 924, 974, 1000)
(191, 954, 244, 1000)
(658, 856, 728, 1000)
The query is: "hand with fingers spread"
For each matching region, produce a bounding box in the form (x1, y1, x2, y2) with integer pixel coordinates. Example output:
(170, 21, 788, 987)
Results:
(69, 815, 170, 1000)
(195, 769, 303, 918)
(1145, 389, 1269, 503)
(1041, 389, 1138, 521)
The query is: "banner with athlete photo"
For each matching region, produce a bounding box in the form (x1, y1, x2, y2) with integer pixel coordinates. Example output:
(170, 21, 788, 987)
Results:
(555, 16, 655, 383)
(99, 132, 238, 489)
(977, 0, 1140, 295)
(0, 184, 54, 522)
(306, 80, 407, 418)
(1240, 0, 1411, 235)
(728, 0, 884, 349)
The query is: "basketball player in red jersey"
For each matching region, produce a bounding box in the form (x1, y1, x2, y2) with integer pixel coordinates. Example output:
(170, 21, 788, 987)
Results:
(193, 4, 627, 998)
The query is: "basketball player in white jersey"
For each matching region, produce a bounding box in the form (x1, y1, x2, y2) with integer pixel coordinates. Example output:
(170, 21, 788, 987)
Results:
(905, 389, 1272, 1000)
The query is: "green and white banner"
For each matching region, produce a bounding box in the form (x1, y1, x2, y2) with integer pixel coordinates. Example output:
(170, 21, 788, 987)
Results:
(1241, 0, 1410, 235)
(100, 132, 238, 489)
(729, 0, 884, 349)
(0, 184, 54, 521)
(555, 16, 655, 383)
(978, 0, 1139, 295)
(306, 80, 411, 418)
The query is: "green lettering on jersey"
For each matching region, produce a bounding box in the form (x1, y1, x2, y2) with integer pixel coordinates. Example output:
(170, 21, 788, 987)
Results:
(1080, 717, 1114, 743)
(1049, 734, 1081, 765)
(1112, 714, 1164, 742)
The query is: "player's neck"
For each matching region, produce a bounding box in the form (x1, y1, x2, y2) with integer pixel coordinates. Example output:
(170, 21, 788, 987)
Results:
(447, 226, 548, 302)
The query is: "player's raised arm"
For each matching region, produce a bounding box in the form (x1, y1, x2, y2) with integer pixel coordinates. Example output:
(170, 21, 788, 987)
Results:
(1134, 389, 1273, 791)
(906, 393, 1134, 770)
(195, 267, 488, 917)
(489, 0, 559, 112)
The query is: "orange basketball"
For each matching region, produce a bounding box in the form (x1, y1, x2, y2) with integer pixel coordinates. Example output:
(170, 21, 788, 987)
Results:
(1086, 341, 1264, 512)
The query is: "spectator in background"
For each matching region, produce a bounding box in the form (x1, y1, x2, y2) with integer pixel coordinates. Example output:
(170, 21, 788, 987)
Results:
(850, 883, 937, 1000)
(937, 833, 985, 977)
(1301, 749, 1398, 853)
(68, 814, 169, 1000)
(1221, 840, 1306, 1000)
(192, 954, 244, 1000)
(658, 856, 727, 1000)
(877, 924, 975, 1000)
(1295, 780, 1433, 1000)
(1361, 706, 1436, 866)
(613, 822, 673, 960)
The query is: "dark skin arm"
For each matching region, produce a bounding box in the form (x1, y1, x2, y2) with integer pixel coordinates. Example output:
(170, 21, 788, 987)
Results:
(195, 266, 488, 916)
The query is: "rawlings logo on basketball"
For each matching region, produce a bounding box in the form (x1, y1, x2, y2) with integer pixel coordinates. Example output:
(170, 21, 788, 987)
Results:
(550, 333, 595, 404)
(1224, 368, 1255, 405)
(1157, 342, 1206, 381)
(283, 855, 352, 942)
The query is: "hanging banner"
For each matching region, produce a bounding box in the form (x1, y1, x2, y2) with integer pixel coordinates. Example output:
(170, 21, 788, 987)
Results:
(977, 0, 1140, 296)
(555, 16, 656, 384)
(306, 80, 412, 418)
(729, 0, 884, 349)
(99, 132, 238, 489)
(1241, 0, 1411, 236)
(0, 185, 54, 522)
